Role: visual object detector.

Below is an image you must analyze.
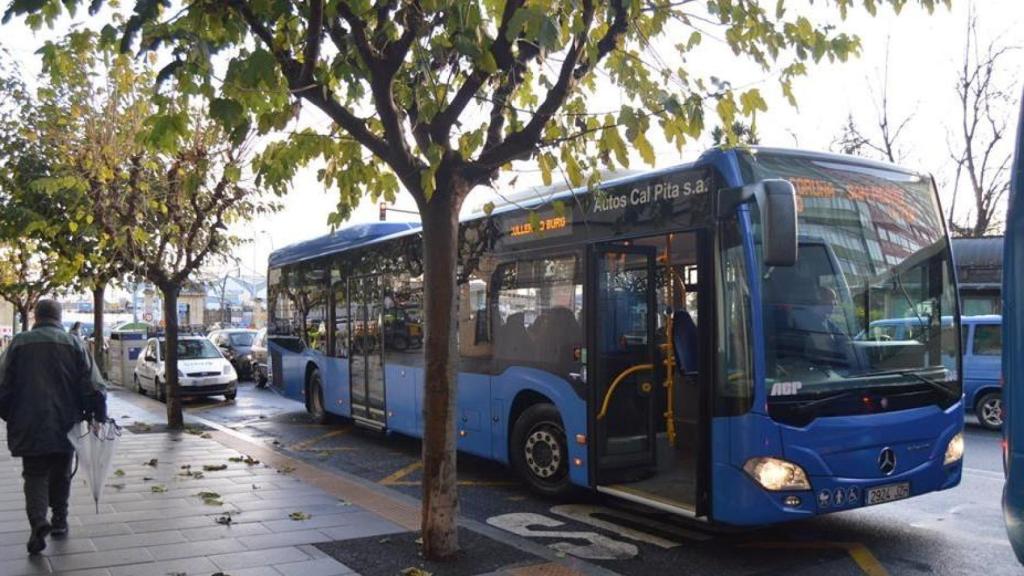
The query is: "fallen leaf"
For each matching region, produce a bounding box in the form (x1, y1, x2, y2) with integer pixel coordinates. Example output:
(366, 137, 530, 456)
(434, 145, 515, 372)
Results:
(400, 568, 432, 576)
(143, 477, 154, 482)
(215, 514, 233, 526)
(200, 433, 212, 439)
(203, 464, 228, 472)
(277, 466, 295, 474)
(288, 511, 311, 521)
(196, 491, 221, 499)
(144, 459, 158, 467)
(113, 469, 125, 477)
(107, 483, 125, 490)
(151, 485, 167, 493)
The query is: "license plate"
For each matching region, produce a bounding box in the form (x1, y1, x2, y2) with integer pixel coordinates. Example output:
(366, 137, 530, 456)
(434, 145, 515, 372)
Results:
(198, 378, 217, 386)
(866, 482, 910, 506)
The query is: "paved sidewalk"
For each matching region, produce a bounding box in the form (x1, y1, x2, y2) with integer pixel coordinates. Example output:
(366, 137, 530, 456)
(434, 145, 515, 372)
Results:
(0, 393, 403, 576)
(0, 390, 608, 576)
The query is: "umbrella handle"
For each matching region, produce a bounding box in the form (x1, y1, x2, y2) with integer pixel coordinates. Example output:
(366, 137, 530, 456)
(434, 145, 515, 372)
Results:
(70, 451, 79, 481)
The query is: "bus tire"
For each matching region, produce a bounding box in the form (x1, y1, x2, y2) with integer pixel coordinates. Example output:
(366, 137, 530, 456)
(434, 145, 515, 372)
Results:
(976, 391, 1003, 431)
(307, 368, 330, 424)
(511, 403, 571, 497)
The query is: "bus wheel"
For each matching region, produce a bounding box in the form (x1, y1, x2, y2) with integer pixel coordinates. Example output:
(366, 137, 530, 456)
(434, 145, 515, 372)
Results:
(977, 392, 1003, 431)
(307, 369, 330, 424)
(511, 403, 571, 497)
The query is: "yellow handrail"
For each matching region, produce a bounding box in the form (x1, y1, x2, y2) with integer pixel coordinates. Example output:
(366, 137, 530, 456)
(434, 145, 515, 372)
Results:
(596, 363, 654, 420)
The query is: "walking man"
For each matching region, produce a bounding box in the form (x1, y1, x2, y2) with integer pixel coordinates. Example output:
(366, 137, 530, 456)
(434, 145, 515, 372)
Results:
(0, 299, 107, 554)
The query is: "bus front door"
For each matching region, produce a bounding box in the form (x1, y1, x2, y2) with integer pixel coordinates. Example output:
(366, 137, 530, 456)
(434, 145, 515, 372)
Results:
(590, 244, 658, 478)
(349, 275, 386, 427)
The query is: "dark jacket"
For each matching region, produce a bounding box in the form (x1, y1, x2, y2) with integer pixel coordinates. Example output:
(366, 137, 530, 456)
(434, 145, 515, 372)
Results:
(0, 319, 107, 456)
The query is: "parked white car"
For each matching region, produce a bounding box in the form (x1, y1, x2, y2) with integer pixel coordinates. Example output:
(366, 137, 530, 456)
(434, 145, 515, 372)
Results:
(134, 336, 238, 401)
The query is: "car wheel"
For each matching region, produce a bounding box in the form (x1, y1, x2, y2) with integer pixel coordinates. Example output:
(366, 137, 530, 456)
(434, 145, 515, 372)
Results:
(307, 368, 330, 424)
(977, 391, 1003, 430)
(510, 403, 571, 497)
(257, 368, 268, 388)
(225, 390, 237, 401)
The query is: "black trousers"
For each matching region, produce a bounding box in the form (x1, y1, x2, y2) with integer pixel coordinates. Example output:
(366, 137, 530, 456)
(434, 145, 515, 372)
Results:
(21, 452, 74, 528)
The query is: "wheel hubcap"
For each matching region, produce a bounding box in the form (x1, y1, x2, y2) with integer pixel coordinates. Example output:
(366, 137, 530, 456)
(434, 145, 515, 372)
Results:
(982, 398, 1003, 426)
(525, 425, 563, 480)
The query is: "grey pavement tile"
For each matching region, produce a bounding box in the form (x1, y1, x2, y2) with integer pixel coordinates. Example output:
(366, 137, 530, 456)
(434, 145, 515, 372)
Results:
(0, 519, 30, 534)
(318, 520, 407, 541)
(0, 530, 28, 546)
(183, 522, 271, 542)
(34, 537, 97, 558)
(261, 513, 368, 534)
(229, 567, 284, 576)
(125, 515, 213, 534)
(57, 569, 113, 576)
(238, 529, 332, 550)
(108, 555, 219, 576)
(206, 507, 313, 525)
(146, 536, 247, 561)
(60, 523, 133, 539)
(90, 529, 187, 551)
(0, 556, 51, 576)
(48, 547, 154, 572)
(210, 546, 311, 570)
(274, 558, 356, 576)
(237, 497, 347, 513)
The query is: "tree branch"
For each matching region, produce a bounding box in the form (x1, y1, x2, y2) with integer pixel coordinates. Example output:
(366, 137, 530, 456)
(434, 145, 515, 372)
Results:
(300, 0, 324, 84)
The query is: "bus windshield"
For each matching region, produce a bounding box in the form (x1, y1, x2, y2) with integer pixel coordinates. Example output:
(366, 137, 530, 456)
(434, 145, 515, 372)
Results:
(740, 152, 960, 421)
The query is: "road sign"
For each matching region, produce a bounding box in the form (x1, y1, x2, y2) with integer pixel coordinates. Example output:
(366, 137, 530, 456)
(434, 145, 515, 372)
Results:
(143, 312, 153, 322)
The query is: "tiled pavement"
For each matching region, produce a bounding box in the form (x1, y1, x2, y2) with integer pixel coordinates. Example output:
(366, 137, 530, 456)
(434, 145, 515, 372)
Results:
(0, 390, 606, 576)
(0, 403, 405, 575)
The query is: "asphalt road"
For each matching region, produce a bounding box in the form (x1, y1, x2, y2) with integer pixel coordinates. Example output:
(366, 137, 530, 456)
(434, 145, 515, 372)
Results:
(162, 380, 1019, 576)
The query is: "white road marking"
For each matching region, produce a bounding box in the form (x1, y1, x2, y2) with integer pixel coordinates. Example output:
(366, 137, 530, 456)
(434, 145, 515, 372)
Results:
(550, 504, 711, 548)
(487, 512, 638, 560)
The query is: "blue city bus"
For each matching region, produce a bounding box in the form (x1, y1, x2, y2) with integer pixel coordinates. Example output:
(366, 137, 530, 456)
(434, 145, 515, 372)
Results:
(1002, 92, 1024, 562)
(266, 147, 963, 525)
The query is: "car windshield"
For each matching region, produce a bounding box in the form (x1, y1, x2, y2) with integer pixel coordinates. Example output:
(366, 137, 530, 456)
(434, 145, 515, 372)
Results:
(740, 152, 960, 412)
(229, 332, 256, 346)
(162, 339, 222, 360)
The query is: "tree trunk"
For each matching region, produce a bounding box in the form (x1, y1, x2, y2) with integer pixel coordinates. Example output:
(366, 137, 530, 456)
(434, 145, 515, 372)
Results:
(19, 304, 29, 332)
(92, 284, 106, 377)
(161, 285, 184, 430)
(419, 191, 462, 560)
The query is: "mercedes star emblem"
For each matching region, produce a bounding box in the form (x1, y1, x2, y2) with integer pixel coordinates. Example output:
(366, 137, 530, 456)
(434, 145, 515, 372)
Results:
(878, 447, 897, 475)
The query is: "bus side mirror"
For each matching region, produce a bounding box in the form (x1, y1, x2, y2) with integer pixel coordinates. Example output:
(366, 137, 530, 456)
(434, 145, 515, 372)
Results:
(717, 179, 798, 267)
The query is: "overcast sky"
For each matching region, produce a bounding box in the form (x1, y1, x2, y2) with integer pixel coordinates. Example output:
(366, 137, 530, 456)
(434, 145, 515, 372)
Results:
(4, 1, 1023, 278)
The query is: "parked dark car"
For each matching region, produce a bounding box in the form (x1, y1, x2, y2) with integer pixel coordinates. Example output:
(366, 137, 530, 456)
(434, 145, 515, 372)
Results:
(251, 328, 270, 388)
(208, 328, 258, 380)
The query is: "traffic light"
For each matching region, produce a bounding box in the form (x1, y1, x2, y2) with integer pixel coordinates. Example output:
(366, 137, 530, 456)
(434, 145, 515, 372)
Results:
(379, 202, 387, 221)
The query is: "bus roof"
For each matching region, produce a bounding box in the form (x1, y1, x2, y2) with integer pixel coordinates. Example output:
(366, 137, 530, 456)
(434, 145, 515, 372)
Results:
(268, 222, 419, 268)
(267, 146, 925, 270)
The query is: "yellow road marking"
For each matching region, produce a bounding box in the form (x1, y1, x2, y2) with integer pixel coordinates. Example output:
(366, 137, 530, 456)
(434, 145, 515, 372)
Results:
(287, 427, 350, 452)
(379, 461, 423, 485)
(742, 541, 889, 576)
(377, 461, 515, 487)
(186, 401, 231, 413)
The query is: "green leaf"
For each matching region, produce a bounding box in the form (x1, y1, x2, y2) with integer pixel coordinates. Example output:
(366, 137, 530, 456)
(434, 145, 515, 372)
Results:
(482, 201, 495, 216)
(210, 98, 244, 129)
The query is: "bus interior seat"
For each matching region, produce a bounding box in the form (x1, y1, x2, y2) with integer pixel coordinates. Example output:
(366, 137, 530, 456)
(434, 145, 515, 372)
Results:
(672, 309, 698, 373)
(497, 312, 531, 361)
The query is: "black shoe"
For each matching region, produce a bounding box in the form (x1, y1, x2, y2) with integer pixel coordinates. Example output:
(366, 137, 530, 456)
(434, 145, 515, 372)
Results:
(50, 516, 68, 538)
(26, 523, 51, 555)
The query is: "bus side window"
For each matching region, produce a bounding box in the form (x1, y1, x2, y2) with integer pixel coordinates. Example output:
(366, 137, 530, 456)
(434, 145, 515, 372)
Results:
(492, 255, 583, 378)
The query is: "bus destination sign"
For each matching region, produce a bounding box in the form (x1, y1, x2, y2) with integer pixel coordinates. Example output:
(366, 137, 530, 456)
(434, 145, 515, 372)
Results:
(504, 210, 573, 244)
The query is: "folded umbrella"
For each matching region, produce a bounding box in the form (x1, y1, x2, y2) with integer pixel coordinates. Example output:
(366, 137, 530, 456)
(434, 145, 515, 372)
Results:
(67, 419, 121, 513)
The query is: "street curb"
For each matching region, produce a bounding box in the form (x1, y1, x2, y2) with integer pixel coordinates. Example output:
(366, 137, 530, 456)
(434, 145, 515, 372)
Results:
(111, 387, 621, 576)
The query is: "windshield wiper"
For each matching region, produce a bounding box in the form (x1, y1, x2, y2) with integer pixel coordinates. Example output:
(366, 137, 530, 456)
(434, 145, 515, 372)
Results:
(782, 390, 862, 416)
(863, 369, 960, 402)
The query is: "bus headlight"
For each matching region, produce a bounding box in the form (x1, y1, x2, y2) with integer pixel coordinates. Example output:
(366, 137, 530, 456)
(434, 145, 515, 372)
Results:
(743, 457, 811, 491)
(944, 432, 964, 466)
